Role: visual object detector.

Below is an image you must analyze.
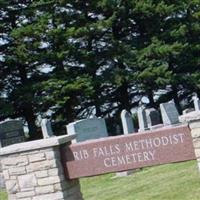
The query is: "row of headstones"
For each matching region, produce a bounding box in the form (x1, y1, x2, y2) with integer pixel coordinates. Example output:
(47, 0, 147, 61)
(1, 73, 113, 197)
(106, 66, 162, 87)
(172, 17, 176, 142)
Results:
(138, 96, 200, 132)
(40, 99, 200, 143)
(0, 119, 54, 148)
(1, 97, 200, 147)
(71, 97, 200, 142)
(138, 102, 179, 132)
(65, 101, 180, 143)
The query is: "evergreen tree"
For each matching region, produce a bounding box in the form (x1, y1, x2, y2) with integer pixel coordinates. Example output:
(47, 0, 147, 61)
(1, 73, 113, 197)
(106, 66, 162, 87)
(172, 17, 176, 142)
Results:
(0, 0, 199, 138)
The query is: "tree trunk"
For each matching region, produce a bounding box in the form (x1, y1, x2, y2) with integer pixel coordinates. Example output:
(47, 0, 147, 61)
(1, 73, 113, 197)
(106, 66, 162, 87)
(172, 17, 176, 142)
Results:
(23, 103, 39, 140)
(65, 100, 75, 123)
(93, 86, 102, 117)
(18, 64, 38, 139)
(172, 85, 182, 114)
(147, 89, 156, 108)
(118, 81, 130, 111)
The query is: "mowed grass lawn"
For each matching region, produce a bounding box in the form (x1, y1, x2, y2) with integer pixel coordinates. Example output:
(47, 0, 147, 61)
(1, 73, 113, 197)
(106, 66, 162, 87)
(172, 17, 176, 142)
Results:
(80, 160, 200, 200)
(0, 160, 200, 200)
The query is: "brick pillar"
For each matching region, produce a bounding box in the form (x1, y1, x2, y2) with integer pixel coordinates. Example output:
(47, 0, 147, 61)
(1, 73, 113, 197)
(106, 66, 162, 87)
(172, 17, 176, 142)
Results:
(179, 111, 200, 171)
(0, 135, 84, 200)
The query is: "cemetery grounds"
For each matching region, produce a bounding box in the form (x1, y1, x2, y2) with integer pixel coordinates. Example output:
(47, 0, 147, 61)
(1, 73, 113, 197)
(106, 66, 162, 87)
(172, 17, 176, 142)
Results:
(0, 160, 200, 200)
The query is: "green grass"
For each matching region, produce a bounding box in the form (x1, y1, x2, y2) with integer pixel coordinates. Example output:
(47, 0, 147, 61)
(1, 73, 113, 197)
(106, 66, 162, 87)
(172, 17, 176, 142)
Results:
(0, 190, 7, 200)
(80, 160, 200, 200)
(0, 161, 200, 200)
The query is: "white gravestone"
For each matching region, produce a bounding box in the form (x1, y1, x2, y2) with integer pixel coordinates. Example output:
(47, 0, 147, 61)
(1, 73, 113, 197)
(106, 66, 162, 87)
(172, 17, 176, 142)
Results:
(41, 119, 55, 139)
(0, 120, 25, 147)
(137, 107, 148, 132)
(146, 108, 161, 129)
(160, 102, 180, 126)
(121, 110, 135, 134)
(67, 118, 108, 142)
(193, 96, 200, 111)
(116, 110, 135, 177)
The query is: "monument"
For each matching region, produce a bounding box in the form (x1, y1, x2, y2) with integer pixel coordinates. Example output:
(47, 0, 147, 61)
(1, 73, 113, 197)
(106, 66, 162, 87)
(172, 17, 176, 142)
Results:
(116, 110, 135, 176)
(160, 102, 180, 126)
(120, 110, 135, 135)
(146, 108, 161, 129)
(192, 96, 200, 111)
(0, 119, 26, 190)
(41, 118, 54, 138)
(137, 107, 148, 132)
(66, 118, 108, 142)
(0, 120, 25, 147)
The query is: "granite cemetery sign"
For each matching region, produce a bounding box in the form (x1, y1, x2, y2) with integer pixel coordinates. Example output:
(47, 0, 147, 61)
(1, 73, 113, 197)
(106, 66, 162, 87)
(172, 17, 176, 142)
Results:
(0, 120, 25, 147)
(61, 125, 195, 179)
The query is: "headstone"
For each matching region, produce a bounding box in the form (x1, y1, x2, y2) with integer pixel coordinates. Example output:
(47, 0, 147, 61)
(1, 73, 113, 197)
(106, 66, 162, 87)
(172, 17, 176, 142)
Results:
(0, 120, 25, 147)
(137, 107, 148, 132)
(146, 108, 161, 129)
(116, 110, 135, 177)
(0, 120, 25, 190)
(116, 125, 121, 135)
(120, 110, 134, 135)
(192, 96, 200, 111)
(160, 102, 180, 126)
(67, 118, 108, 142)
(41, 119, 54, 139)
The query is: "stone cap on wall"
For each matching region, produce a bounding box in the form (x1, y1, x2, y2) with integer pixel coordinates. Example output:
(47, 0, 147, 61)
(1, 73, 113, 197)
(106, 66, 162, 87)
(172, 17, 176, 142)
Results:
(0, 134, 76, 156)
(179, 111, 200, 123)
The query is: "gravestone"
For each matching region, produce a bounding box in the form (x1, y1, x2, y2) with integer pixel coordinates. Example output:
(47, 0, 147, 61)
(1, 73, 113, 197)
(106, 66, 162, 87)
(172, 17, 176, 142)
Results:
(116, 124, 121, 135)
(146, 108, 161, 129)
(160, 102, 180, 126)
(116, 110, 135, 177)
(67, 118, 108, 142)
(137, 107, 148, 132)
(0, 120, 25, 190)
(41, 118, 54, 139)
(193, 96, 200, 111)
(0, 120, 25, 147)
(121, 110, 135, 135)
